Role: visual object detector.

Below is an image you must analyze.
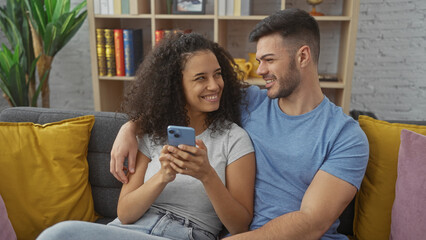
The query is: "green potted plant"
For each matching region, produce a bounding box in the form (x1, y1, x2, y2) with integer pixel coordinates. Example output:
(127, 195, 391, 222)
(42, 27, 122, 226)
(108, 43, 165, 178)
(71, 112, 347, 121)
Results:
(24, 0, 88, 107)
(0, 0, 45, 106)
(0, 44, 45, 106)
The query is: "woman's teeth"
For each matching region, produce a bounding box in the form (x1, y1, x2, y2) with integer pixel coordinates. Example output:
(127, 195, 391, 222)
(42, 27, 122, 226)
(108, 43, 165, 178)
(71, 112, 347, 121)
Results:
(203, 95, 218, 100)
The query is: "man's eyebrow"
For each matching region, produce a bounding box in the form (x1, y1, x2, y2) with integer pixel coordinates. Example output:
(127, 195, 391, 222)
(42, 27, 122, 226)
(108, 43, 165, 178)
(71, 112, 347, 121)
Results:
(258, 53, 275, 61)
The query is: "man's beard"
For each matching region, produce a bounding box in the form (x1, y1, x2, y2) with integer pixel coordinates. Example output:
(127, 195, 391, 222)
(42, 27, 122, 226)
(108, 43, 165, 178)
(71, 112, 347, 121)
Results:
(268, 60, 301, 99)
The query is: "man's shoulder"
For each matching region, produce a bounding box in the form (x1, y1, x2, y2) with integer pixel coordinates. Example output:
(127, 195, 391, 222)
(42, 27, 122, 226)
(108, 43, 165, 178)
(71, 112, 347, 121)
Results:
(245, 85, 268, 102)
(319, 98, 366, 140)
(241, 85, 270, 113)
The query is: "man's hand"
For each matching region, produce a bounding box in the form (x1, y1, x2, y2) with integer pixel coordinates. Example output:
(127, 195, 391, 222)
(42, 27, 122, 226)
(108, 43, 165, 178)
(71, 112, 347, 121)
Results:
(110, 121, 138, 183)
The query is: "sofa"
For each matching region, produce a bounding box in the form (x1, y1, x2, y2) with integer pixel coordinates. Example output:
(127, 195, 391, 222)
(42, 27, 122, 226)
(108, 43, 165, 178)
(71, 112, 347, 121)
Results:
(0, 107, 425, 239)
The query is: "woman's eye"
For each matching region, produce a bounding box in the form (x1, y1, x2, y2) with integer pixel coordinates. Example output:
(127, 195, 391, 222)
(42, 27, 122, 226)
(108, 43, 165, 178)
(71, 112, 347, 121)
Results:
(195, 76, 205, 81)
(214, 72, 222, 77)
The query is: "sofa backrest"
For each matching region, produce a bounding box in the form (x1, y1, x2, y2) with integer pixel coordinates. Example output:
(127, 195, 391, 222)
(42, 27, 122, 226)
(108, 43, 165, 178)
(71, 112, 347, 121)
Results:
(0, 107, 127, 222)
(4, 107, 423, 235)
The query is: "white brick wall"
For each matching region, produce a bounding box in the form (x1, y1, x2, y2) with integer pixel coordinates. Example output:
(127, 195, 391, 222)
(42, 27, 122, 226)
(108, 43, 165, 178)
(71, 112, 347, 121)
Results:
(0, 0, 425, 120)
(352, 0, 426, 120)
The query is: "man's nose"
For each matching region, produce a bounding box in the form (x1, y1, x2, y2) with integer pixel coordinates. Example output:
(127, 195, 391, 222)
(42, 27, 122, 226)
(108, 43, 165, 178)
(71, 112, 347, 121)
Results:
(256, 62, 267, 76)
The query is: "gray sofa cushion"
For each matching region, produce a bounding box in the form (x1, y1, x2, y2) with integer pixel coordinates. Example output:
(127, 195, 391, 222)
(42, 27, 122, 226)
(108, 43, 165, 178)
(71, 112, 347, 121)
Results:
(0, 107, 127, 222)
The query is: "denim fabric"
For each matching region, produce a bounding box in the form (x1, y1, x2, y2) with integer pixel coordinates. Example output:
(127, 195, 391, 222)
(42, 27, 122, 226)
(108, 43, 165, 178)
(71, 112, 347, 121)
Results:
(108, 206, 217, 240)
(37, 206, 216, 240)
(36, 221, 167, 240)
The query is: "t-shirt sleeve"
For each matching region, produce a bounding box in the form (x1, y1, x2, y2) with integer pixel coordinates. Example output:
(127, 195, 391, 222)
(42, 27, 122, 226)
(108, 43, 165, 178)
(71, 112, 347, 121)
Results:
(137, 134, 151, 159)
(320, 121, 369, 190)
(227, 124, 255, 165)
(241, 85, 266, 123)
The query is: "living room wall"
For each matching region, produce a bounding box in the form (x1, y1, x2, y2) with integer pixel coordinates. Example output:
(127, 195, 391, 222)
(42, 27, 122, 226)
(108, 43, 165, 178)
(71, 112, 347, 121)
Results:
(0, 0, 425, 121)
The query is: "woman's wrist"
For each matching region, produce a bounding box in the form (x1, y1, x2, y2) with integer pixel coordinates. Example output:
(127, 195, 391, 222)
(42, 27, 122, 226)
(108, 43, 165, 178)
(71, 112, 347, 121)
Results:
(201, 166, 217, 184)
(156, 170, 174, 184)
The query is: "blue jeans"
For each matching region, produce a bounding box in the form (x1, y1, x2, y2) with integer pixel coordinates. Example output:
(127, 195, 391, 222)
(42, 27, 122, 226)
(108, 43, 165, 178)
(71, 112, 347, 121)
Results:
(37, 207, 216, 240)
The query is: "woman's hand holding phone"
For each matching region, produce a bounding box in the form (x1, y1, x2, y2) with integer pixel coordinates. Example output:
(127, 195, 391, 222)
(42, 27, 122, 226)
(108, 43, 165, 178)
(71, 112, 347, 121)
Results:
(166, 140, 215, 183)
(158, 146, 178, 183)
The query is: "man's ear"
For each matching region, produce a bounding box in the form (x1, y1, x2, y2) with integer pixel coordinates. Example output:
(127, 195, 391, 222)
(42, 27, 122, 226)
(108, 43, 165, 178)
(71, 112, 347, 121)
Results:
(297, 45, 311, 68)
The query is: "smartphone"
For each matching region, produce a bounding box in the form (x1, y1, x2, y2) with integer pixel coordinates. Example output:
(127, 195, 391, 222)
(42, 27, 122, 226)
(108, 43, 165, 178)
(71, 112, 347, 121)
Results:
(167, 125, 196, 147)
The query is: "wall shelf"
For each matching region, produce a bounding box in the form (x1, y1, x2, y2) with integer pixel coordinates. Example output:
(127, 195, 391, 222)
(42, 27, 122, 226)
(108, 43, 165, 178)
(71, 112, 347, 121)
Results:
(88, 0, 360, 113)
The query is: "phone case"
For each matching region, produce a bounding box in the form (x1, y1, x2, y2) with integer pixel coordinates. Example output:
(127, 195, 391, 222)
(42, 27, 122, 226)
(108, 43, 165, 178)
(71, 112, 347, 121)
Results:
(167, 125, 196, 147)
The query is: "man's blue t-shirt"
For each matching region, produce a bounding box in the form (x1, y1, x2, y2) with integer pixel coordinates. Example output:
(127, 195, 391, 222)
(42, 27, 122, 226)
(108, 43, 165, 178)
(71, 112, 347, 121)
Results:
(241, 86, 369, 239)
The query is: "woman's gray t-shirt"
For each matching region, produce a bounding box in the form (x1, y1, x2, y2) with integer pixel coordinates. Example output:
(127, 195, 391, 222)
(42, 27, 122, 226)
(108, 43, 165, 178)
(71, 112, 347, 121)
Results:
(138, 122, 254, 235)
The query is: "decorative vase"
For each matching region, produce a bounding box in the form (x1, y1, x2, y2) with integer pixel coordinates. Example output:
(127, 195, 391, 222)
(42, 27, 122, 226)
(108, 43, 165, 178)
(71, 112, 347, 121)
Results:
(234, 58, 252, 81)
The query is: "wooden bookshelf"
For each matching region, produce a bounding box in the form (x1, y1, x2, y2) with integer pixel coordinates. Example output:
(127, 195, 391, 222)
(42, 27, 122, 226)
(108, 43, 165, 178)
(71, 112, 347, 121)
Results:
(87, 0, 360, 113)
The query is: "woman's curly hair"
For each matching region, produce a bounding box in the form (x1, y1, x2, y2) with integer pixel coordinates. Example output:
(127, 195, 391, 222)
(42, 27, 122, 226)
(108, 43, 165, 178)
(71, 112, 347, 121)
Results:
(120, 32, 245, 144)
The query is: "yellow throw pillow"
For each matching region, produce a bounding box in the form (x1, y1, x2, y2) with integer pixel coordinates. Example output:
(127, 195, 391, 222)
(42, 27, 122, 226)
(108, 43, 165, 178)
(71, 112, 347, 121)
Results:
(354, 116, 426, 240)
(0, 115, 98, 240)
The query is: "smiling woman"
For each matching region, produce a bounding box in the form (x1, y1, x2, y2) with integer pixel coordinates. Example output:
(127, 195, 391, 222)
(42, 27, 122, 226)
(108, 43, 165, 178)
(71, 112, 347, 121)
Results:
(181, 50, 224, 124)
(37, 32, 256, 240)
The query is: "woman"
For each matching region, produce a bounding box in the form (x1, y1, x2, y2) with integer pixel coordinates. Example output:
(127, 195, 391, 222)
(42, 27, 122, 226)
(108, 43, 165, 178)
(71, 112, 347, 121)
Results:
(37, 33, 255, 240)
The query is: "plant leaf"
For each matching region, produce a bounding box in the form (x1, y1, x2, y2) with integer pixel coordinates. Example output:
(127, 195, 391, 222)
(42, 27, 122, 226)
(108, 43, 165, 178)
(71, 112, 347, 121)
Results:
(25, 0, 47, 37)
(59, 12, 74, 35)
(0, 80, 17, 106)
(0, 44, 14, 75)
(45, 0, 55, 23)
(58, 10, 87, 53)
(9, 64, 29, 106)
(0, 10, 23, 50)
(31, 65, 48, 107)
(43, 23, 58, 56)
(71, 1, 86, 15)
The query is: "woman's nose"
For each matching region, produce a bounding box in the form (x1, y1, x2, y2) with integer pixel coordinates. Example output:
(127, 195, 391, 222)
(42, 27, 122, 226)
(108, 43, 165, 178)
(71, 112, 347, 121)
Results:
(207, 77, 220, 90)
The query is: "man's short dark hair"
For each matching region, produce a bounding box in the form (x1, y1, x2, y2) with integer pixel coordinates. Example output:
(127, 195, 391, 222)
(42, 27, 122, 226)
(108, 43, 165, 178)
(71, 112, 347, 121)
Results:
(249, 8, 320, 63)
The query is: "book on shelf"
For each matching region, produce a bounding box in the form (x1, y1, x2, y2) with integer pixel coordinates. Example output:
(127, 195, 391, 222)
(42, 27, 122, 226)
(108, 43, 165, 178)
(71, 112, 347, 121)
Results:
(226, 0, 234, 16)
(107, 0, 114, 14)
(155, 30, 164, 46)
(113, 0, 122, 15)
(99, 0, 108, 14)
(155, 29, 192, 45)
(121, 0, 130, 14)
(218, 0, 226, 16)
(241, 0, 251, 16)
(98, 0, 114, 14)
(233, 0, 241, 16)
(130, 0, 149, 14)
(233, 0, 251, 16)
(94, 0, 101, 14)
(104, 29, 116, 76)
(114, 29, 125, 76)
(96, 29, 106, 76)
(123, 29, 143, 76)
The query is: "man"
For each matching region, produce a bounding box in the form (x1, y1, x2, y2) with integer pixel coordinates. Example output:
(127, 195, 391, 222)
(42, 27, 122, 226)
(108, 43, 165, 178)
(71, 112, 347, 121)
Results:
(110, 9, 369, 239)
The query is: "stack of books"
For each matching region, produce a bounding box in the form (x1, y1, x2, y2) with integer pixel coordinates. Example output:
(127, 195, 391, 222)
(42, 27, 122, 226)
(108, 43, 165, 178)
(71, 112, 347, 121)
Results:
(96, 28, 143, 77)
(218, 0, 251, 16)
(94, 0, 149, 15)
(154, 29, 192, 45)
